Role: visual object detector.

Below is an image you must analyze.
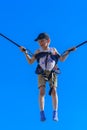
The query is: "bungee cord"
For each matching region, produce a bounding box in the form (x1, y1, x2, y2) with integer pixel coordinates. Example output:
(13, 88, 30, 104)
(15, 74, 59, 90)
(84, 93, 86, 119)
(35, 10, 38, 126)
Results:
(0, 33, 33, 57)
(0, 33, 87, 56)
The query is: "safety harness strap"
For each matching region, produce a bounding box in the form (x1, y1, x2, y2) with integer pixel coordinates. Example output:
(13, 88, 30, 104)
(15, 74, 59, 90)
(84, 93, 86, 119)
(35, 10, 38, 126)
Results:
(35, 52, 60, 64)
(35, 51, 60, 95)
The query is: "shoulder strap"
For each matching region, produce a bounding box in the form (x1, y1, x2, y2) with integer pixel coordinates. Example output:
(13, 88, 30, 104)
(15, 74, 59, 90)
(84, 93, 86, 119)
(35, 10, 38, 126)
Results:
(35, 52, 51, 62)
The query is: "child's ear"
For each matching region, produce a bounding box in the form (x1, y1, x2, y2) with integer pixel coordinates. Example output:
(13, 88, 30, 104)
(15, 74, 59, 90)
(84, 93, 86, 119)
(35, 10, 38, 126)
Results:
(47, 38, 50, 43)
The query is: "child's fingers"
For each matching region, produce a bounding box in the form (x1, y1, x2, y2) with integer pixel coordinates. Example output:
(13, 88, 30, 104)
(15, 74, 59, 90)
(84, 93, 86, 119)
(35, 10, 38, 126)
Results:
(68, 47, 76, 52)
(20, 46, 26, 52)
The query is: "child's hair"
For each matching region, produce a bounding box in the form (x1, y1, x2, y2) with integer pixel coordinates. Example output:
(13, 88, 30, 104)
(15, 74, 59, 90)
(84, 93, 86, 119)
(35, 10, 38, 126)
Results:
(34, 33, 50, 41)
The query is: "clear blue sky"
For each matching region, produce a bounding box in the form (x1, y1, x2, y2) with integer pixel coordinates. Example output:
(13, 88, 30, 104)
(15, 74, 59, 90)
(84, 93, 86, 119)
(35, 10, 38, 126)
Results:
(0, 0, 87, 130)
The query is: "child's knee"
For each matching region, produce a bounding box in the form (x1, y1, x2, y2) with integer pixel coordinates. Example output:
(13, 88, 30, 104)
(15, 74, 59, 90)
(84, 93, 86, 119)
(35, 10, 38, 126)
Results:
(39, 85, 45, 96)
(51, 87, 57, 95)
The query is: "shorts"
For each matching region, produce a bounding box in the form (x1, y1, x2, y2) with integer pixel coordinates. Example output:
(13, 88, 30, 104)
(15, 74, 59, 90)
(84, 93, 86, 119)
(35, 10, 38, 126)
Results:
(38, 71, 57, 88)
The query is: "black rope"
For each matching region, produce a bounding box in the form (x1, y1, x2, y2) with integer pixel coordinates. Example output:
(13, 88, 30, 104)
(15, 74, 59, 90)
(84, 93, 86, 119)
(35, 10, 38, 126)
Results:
(0, 33, 33, 56)
(61, 40, 87, 56)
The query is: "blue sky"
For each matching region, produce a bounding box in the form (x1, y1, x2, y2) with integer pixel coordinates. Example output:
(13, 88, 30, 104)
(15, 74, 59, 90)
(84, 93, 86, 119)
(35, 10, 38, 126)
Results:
(0, 0, 87, 130)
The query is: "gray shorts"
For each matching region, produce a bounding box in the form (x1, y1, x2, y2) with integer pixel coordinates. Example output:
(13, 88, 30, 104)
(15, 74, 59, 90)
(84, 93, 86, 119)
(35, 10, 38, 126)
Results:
(38, 71, 57, 88)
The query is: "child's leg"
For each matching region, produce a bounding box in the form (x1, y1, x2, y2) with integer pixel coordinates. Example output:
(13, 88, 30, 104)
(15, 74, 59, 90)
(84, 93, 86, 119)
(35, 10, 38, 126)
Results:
(51, 87, 58, 121)
(38, 74, 46, 121)
(49, 73, 58, 121)
(49, 73, 58, 111)
(39, 86, 46, 121)
(39, 86, 45, 111)
(51, 87, 58, 111)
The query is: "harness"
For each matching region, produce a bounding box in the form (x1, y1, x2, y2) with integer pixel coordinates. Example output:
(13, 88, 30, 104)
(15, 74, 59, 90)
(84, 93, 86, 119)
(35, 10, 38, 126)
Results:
(34, 48, 60, 95)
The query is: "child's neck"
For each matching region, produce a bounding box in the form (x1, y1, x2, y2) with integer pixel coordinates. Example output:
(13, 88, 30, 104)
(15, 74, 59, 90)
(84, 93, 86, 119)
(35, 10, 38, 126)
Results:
(41, 46, 50, 50)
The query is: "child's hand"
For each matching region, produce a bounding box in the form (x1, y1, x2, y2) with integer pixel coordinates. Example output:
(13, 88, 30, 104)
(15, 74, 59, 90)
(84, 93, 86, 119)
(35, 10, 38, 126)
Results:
(67, 47, 76, 52)
(20, 46, 26, 52)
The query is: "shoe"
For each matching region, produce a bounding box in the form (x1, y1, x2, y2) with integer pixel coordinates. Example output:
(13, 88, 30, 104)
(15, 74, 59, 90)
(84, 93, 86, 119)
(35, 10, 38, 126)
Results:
(53, 110, 58, 121)
(40, 111, 46, 121)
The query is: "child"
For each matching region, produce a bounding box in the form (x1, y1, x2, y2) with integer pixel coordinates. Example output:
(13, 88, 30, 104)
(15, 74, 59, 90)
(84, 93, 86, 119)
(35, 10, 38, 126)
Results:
(20, 33, 76, 121)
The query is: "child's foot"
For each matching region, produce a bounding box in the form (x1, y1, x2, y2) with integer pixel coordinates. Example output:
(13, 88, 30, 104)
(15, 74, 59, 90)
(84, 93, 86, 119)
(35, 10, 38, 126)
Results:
(40, 111, 46, 121)
(53, 110, 58, 121)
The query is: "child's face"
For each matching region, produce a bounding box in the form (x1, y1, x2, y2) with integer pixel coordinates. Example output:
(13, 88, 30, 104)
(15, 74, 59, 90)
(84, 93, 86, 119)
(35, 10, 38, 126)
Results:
(38, 39, 50, 49)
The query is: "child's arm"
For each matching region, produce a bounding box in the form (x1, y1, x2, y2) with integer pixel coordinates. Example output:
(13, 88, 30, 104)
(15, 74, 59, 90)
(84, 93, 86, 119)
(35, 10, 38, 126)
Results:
(59, 50, 69, 61)
(59, 47, 76, 62)
(20, 46, 36, 64)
